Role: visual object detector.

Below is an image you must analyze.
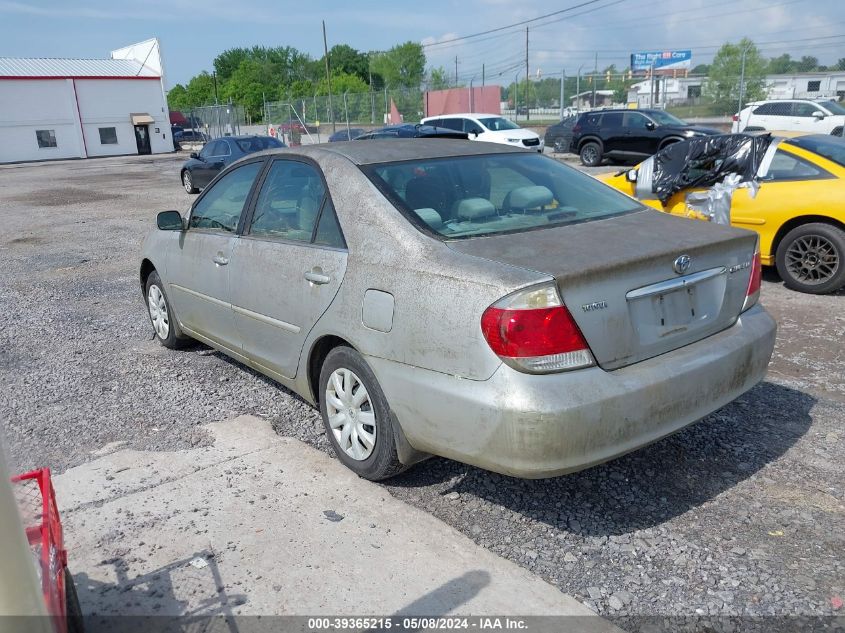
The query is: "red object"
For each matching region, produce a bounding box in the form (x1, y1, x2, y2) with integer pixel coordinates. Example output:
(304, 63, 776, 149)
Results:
(12, 469, 67, 632)
(481, 304, 589, 358)
(170, 110, 188, 126)
(423, 86, 502, 118)
(747, 251, 762, 297)
(732, 114, 739, 121)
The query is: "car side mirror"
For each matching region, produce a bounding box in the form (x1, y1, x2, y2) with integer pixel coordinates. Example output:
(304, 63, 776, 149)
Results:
(645, 122, 656, 130)
(626, 169, 638, 183)
(157, 210, 185, 231)
(189, 152, 199, 159)
(812, 110, 825, 119)
(468, 131, 479, 139)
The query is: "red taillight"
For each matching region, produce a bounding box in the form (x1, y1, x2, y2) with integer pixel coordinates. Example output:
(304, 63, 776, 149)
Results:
(481, 284, 595, 373)
(732, 114, 739, 122)
(742, 248, 762, 312)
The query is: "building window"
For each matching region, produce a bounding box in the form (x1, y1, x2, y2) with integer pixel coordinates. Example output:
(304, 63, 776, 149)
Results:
(98, 127, 118, 145)
(36, 130, 57, 149)
(687, 85, 702, 98)
(807, 80, 821, 92)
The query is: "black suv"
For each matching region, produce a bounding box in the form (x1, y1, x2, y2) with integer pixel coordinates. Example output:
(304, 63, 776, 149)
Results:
(570, 109, 720, 166)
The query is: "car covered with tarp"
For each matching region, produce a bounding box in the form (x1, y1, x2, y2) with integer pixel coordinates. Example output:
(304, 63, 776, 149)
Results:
(600, 133, 845, 294)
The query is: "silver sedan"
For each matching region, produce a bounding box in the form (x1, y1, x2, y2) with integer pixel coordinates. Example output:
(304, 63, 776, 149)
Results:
(140, 140, 776, 480)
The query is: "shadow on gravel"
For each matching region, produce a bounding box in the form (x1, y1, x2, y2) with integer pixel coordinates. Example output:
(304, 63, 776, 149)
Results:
(387, 381, 816, 536)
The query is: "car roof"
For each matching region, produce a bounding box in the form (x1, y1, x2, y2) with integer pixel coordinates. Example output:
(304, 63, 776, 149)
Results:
(423, 113, 499, 119)
(251, 138, 525, 166)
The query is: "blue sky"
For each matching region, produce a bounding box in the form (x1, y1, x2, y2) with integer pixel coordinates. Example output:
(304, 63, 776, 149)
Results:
(1, 0, 843, 87)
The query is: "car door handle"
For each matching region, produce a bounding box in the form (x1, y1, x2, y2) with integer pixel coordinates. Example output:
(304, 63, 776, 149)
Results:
(304, 269, 331, 285)
(213, 254, 229, 266)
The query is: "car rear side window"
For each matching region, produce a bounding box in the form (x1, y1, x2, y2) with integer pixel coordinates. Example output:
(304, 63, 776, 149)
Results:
(313, 198, 346, 249)
(190, 162, 262, 232)
(437, 118, 464, 131)
(764, 150, 831, 181)
(367, 153, 643, 240)
(583, 113, 601, 126)
(248, 160, 326, 243)
(601, 112, 624, 127)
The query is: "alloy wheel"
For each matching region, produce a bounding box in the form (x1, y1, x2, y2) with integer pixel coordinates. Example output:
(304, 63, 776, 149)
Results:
(325, 368, 376, 461)
(183, 172, 193, 193)
(147, 284, 170, 339)
(785, 234, 839, 285)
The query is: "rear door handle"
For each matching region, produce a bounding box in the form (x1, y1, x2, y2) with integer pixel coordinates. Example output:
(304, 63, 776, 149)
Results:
(213, 254, 229, 266)
(304, 269, 330, 285)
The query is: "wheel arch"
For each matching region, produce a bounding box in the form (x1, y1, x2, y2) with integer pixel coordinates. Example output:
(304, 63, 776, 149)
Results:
(140, 258, 156, 296)
(307, 334, 357, 405)
(577, 135, 604, 152)
(658, 136, 684, 149)
(771, 215, 845, 257)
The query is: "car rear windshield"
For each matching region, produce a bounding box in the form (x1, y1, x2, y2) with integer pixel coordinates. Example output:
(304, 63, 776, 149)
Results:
(236, 137, 283, 152)
(786, 135, 845, 167)
(367, 153, 644, 240)
(478, 117, 520, 131)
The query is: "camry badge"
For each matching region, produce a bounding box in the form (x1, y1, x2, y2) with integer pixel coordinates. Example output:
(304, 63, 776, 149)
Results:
(582, 300, 608, 312)
(673, 254, 692, 275)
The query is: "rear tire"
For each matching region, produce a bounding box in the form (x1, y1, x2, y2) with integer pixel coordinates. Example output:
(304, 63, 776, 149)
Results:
(319, 347, 406, 481)
(182, 170, 198, 194)
(579, 142, 602, 167)
(775, 222, 845, 294)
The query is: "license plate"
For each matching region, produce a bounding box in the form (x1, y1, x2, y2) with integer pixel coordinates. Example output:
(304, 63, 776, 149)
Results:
(654, 287, 695, 328)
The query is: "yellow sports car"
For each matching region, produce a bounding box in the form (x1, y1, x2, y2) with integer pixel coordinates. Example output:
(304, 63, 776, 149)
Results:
(599, 133, 845, 294)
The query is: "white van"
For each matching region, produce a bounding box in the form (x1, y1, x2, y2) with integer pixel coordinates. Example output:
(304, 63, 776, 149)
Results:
(420, 113, 544, 152)
(733, 99, 845, 135)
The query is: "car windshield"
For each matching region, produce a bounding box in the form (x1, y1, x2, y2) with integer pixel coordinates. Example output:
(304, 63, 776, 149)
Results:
(786, 135, 845, 167)
(478, 117, 520, 131)
(236, 137, 283, 152)
(367, 153, 643, 239)
(647, 111, 688, 126)
(818, 101, 845, 115)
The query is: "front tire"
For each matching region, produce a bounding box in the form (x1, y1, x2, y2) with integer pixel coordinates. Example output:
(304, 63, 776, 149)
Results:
(775, 222, 845, 294)
(579, 141, 602, 166)
(145, 271, 190, 348)
(319, 347, 406, 481)
(182, 170, 198, 194)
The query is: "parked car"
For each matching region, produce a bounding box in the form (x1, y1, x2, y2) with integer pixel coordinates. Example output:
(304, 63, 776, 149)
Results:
(180, 135, 285, 193)
(732, 99, 845, 135)
(328, 128, 366, 142)
(142, 140, 776, 481)
(354, 124, 467, 140)
(175, 129, 209, 143)
(570, 109, 720, 166)
(544, 116, 577, 153)
(599, 133, 845, 294)
(420, 113, 543, 151)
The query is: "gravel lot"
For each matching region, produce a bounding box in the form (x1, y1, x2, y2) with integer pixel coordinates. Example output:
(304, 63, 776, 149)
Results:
(1, 153, 843, 628)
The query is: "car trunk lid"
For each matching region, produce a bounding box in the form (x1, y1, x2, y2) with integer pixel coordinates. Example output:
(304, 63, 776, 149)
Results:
(448, 210, 758, 370)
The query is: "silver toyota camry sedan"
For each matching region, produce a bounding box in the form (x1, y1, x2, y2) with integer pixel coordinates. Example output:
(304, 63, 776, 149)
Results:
(140, 140, 776, 480)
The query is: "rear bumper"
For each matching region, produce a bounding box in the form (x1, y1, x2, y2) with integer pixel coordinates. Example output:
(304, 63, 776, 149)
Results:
(367, 304, 776, 478)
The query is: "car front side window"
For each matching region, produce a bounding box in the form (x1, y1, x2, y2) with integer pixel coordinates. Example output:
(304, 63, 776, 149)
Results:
(189, 162, 263, 232)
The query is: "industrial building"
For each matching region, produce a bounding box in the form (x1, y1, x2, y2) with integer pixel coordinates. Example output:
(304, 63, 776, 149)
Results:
(0, 38, 173, 163)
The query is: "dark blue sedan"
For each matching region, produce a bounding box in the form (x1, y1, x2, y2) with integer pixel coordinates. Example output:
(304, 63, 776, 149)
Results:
(354, 124, 468, 140)
(180, 135, 285, 193)
(328, 128, 366, 142)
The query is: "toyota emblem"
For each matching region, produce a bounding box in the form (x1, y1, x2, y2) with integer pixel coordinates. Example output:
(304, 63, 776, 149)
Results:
(673, 255, 692, 275)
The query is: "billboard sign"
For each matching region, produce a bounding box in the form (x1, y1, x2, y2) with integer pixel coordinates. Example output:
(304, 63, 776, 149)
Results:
(630, 50, 692, 73)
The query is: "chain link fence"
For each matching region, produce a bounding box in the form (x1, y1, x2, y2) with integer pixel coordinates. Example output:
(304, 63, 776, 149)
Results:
(180, 104, 246, 141)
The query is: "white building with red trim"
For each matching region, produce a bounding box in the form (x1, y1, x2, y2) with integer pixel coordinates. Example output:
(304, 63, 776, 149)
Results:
(0, 38, 172, 163)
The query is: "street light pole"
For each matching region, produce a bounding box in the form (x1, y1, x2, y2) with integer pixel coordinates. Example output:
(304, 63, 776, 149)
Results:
(575, 64, 585, 113)
(559, 69, 566, 119)
(514, 71, 521, 121)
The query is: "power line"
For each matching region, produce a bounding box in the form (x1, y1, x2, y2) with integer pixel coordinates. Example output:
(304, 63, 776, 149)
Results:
(422, 0, 620, 49)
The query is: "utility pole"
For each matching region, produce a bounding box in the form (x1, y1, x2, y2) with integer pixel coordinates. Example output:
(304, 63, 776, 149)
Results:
(212, 71, 219, 105)
(591, 51, 597, 110)
(559, 69, 566, 119)
(482, 63, 485, 87)
(455, 56, 458, 86)
(525, 27, 530, 121)
(738, 43, 753, 116)
(322, 20, 335, 133)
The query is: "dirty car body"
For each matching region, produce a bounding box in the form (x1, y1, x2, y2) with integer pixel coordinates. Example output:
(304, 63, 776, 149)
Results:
(141, 140, 776, 479)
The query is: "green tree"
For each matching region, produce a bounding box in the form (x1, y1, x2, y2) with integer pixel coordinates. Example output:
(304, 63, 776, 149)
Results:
(316, 72, 369, 96)
(705, 39, 767, 112)
(836, 58, 845, 71)
(426, 66, 450, 91)
(324, 44, 370, 83)
(221, 59, 276, 121)
(691, 63, 711, 76)
(768, 53, 796, 74)
(370, 41, 426, 88)
(166, 84, 190, 111)
(796, 55, 819, 72)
